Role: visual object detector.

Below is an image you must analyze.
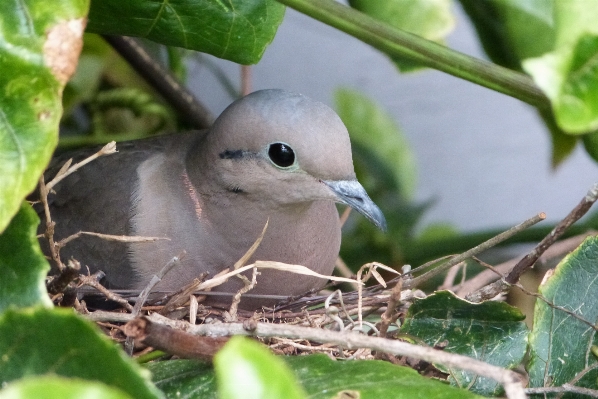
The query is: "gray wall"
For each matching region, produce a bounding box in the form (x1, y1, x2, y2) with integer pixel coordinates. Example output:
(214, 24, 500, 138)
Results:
(188, 4, 598, 233)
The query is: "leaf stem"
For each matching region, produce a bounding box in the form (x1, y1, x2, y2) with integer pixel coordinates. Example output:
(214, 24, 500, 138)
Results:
(276, 0, 549, 108)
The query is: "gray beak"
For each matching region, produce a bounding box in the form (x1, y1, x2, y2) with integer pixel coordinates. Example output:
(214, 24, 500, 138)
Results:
(323, 179, 387, 232)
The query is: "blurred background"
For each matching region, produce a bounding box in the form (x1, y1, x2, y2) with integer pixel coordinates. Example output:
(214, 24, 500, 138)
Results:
(189, 4, 598, 234)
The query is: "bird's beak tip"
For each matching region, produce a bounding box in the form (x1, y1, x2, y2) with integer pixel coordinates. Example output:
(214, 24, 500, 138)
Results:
(323, 179, 387, 232)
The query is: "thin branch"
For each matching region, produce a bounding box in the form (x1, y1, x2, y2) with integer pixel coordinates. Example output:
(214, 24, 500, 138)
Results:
(125, 253, 183, 354)
(467, 183, 598, 302)
(226, 267, 259, 322)
(78, 274, 133, 312)
(131, 253, 184, 317)
(46, 141, 117, 192)
(140, 314, 527, 399)
(160, 274, 206, 316)
(47, 259, 81, 295)
(407, 213, 546, 289)
(124, 317, 228, 362)
(276, 0, 548, 108)
(102, 35, 213, 129)
(507, 184, 598, 284)
(39, 141, 117, 271)
(378, 278, 403, 338)
(455, 232, 594, 296)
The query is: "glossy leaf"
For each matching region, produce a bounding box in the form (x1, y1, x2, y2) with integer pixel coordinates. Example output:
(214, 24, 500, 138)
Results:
(401, 291, 528, 396)
(286, 354, 484, 399)
(349, 0, 454, 72)
(0, 203, 51, 312)
(457, 0, 596, 166)
(214, 336, 305, 399)
(0, 307, 163, 399)
(0, 376, 132, 399)
(527, 236, 598, 393)
(86, 0, 285, 65)
(149, 360, 217, 399)
(458, 0, 555, 71)
(523, 2, 598, 134)
(150, 354, 485, 399)
(0, 0, 88, 232)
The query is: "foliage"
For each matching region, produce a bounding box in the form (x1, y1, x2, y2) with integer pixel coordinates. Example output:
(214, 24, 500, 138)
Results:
(1, 0, 598, 398)
(151, 348, 485, 399)
(527, 236, 598, 395)
(401, 291, 528, 396)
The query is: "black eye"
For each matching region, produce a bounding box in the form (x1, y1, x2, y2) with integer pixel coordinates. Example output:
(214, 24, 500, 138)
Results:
(268, 142, 295, 168)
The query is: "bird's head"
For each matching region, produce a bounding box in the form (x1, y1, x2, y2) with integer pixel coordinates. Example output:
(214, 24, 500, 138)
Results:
(191, 89, 386, 231)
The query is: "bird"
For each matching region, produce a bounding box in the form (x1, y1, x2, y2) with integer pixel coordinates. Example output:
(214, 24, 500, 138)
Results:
(40, 89, 386, 309)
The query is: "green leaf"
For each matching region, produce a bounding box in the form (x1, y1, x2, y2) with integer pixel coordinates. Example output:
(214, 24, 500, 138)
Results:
(458, 0, 555, 71)
(537, 107, 579, 168)
(401, 291, 528, 396)
(0, 376, 133, 399)
(149, 359, 216, 399)
(0, 203, 51, 312)
(582, 129, 598, 163)
(0, 0, 89, 232)
(286, 354, 484, 399)
(522, 3, 598, 134)
(214, 336, 305, 399)
(150, 355, 484, 399)
(527, 236, 598, 393)
(457, 1, 592, 164)
(0, 307, 163, 399)
(86, 0, 285, 65)
(335, 88, 417, 200)
(349, 0, 454, 72)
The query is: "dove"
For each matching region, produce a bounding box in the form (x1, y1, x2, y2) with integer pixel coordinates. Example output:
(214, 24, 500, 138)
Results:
(41, 89, 385, 308)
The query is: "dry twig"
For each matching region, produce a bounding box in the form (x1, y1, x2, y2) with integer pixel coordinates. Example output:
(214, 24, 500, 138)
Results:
(467, 183, 598, 302)
(455, 232, 594, 296)
(124, 317, 227, 362)
(226, 267, 259, 322)
(78, 273, 133, 312)
(406, 212, 546, 290)
(129, 314, 527, 399)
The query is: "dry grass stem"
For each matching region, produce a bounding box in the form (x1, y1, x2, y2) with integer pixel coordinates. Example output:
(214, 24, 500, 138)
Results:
(160, 275, 206, 316)
(195, 261, 359, 293)
(189, 295, 199, 325)
(356, 262, 399, 327)
(234, 219, 268, 270)
(334, 257, 359, 291)
(60, 232, 168, 247)
(339, 206, 352, 228)
(439, 261, 466, 290)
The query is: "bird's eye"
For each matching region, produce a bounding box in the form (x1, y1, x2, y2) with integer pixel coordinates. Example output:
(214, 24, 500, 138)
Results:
(268, 142, 295, 168)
